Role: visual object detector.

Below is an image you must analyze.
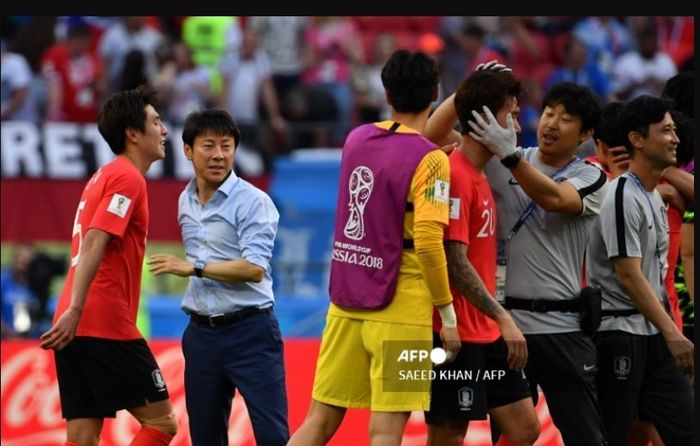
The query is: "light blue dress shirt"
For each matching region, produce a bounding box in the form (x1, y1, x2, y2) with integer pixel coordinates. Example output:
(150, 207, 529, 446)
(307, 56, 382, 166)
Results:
(178, 170, 279, 316)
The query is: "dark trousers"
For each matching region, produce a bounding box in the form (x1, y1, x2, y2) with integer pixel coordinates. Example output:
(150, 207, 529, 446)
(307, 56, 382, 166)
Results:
(182, 310, 289, 446)
(594, 331, 694, 446)
(525, 332, 608, 446)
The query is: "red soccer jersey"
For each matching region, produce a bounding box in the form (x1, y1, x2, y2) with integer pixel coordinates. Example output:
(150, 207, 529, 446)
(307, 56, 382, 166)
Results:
(53, 157, 148, 340)
(433, 149, 500, 343)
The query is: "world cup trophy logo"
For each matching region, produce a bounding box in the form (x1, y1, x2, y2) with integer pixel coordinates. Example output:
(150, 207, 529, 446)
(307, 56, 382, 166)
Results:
(343, 166, 374, 240)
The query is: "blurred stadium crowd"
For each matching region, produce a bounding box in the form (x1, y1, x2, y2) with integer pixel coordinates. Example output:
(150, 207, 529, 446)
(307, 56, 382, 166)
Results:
(1, 16, 694, 175)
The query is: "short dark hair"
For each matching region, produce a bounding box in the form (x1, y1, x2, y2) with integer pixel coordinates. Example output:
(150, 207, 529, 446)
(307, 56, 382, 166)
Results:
(594, 102, 625, 147)
(182, 109, 240, 148)
(455, 69, 521, 135)
(661, 71, 694, 118)
(542, 82, 601, 133)
(381, 49, 439, 114)
(97, 87, 159, 155)
(617, 95, 674, 156)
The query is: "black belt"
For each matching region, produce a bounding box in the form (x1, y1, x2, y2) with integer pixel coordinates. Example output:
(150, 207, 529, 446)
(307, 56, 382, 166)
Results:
(189, 307, 271, 327)
(504, 296, 581, 313)
(601, 308, 640, 317)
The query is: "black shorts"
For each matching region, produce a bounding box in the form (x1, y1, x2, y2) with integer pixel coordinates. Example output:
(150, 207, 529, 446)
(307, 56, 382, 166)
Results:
(524, 332, 607, 446)
(54, 336, 170, 419)
(594, 331, 694, 446)
(424, 334, 531, 424)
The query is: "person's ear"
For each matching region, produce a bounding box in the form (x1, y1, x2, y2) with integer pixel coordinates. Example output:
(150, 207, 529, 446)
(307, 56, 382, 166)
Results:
(125, 127, 139, 144)
(579, 128, 594, 144)
(184, 144, 193, 161)
(628, 131, 643, 150)
(384, 91, 393, 107)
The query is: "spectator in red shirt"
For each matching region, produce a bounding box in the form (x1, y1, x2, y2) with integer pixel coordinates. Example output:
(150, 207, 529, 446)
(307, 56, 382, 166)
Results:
(41, 21, 106, 122)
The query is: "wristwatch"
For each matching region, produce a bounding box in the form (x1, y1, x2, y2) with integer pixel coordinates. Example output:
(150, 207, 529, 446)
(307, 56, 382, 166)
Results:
(500, 150, 522, 169)
(193, 260, 206, 278)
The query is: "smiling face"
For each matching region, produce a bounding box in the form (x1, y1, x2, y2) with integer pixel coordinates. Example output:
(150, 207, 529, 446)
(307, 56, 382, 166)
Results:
(185, 131, 236, 188)
(537, 103, 591, 161)
(632, 112, 679, 169)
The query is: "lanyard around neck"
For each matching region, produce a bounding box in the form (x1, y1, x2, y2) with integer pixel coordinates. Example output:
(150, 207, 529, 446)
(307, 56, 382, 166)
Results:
(508, 156, 579, 240)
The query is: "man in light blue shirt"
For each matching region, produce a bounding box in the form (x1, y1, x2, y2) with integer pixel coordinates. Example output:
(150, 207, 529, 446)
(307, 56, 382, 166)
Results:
(149, 109, 288, 446)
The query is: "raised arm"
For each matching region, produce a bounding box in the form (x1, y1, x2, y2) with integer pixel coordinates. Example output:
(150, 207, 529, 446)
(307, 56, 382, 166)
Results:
(423, 93, 462, 147)
(469, 105, 605, 214)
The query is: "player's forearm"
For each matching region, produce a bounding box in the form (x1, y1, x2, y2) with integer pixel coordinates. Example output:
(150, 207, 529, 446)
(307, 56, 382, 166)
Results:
(661, 166, 694, 203)
(424, 93, 461, 146)
(70, 229, 110, 312)
(201, 259, 265, 283)
(414, 220, 452, 306)
(613, 258, 679, 338)
(511, 160, 582, 214)
(445, 241, 507, 321)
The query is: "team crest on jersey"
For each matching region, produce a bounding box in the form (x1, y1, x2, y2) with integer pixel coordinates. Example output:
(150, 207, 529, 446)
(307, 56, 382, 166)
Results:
(108, 193, 131, 218)
(458, 386, 474, 410)
(614, 356, 631, 379)
(152, 369, 166, 391)
(449, 198, 461, 219)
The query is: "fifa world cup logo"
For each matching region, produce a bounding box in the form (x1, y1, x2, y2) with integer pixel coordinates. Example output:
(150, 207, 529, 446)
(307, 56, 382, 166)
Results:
(343, 166, 374, 240)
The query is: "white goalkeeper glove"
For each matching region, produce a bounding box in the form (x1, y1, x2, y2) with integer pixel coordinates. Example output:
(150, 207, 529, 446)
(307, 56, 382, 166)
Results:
(467, 105, 518, 159)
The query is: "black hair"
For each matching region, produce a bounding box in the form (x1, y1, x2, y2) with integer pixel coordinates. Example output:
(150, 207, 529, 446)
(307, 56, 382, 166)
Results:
(594, 102, 625, 147)
(670, 110, 694, 167)
(381, 49, 439, 114)
(661, 71, 694, 118)
(455, 69, 522, 135)
(182, 109, 240, 148)
(117, 49, 148, 91)
(97, 87, 159, 155)
(617, 95, 674, 156)
(542, 82, 601, 133)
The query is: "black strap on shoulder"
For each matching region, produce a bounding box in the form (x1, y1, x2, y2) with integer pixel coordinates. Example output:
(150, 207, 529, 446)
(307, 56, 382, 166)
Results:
(388, 121, 401, 132)
(405, 202, 414, 212)
(578, 167, 608, 199)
